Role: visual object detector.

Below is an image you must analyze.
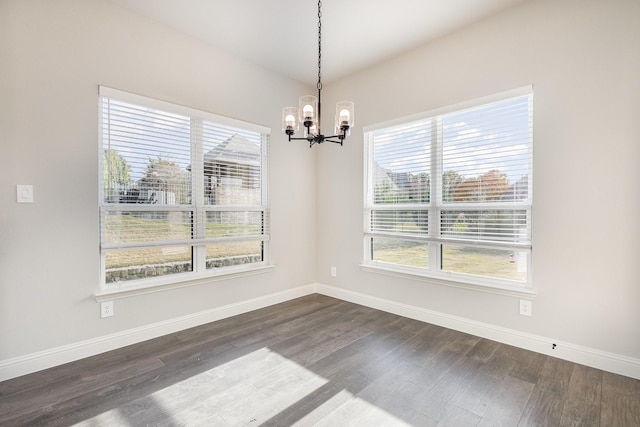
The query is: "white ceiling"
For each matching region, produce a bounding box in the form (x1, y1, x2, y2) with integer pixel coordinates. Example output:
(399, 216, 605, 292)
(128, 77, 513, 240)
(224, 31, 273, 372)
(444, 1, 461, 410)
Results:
(109, 0, 528, 84)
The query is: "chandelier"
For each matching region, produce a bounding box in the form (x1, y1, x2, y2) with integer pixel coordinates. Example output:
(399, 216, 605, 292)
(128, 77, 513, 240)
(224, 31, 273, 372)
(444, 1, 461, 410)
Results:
(282, 0, 355, 148)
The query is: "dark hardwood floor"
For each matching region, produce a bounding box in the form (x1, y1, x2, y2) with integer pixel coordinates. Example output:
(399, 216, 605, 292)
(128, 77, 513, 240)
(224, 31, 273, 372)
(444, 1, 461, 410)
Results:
(1, 294, 639, 426)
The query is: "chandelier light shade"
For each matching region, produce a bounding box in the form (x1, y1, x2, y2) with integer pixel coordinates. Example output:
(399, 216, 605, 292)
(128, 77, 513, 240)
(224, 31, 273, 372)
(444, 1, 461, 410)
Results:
(282, 106, 299, 134)
(299, 95, 318, 127)
(282, 0, 354, 147)
(335, 101, 355, 135)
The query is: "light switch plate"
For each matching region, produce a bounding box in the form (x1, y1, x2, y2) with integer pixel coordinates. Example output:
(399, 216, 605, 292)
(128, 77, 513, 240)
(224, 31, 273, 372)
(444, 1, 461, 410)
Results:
(16, 185, 34, 203)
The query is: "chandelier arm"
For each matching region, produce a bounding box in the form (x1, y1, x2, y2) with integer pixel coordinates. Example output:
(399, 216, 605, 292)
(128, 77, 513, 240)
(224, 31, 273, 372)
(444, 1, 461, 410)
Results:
(288, 136, 315, 142)
(324, 140, 344, 147)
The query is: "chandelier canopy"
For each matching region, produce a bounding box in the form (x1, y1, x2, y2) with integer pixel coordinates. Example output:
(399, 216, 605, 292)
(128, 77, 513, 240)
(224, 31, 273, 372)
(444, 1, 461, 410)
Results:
(282, 0, 354, 148)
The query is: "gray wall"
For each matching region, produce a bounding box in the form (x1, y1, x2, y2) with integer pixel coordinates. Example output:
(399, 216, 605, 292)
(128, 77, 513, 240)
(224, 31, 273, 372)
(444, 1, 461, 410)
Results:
(0, 0, 316, 362)
(317, 0, 640, 360)
(2, 0, 639, 376)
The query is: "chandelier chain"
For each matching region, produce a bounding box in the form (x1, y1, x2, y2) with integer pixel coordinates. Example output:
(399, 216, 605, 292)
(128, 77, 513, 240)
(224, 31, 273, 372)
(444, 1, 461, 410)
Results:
(317, 0, 322, 91)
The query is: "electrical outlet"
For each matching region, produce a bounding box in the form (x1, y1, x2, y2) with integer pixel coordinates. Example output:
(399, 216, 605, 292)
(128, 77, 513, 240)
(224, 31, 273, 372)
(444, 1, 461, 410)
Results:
(101, 301, 114, 318)
(519, 299, 532, 317)
(331, 266, 337, 277)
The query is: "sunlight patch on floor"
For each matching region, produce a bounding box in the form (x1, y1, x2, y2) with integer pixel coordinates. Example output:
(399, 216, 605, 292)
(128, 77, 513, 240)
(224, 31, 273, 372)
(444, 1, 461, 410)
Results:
(294, 389, 413, 427)
(73, 347, 328, 426)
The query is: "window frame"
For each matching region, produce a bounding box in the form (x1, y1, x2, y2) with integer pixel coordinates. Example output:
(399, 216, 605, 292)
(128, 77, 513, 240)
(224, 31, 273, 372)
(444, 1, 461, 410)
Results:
(98, 87, 271, 294)
(363, 86, 534, 294)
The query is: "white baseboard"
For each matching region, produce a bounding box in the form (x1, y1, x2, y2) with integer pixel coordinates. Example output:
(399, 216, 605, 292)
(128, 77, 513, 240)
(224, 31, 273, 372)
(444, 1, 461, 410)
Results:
(3, 283, 638, 382)
(0, 284, 317, 382)
(315, 283, 640, 380)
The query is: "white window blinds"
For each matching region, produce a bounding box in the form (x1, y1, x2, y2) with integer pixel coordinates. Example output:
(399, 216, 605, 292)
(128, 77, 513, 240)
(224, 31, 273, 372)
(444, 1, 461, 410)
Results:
(439, 94, 532, 247)
(365, 87, 532, 287)
(99, 87, 270, 286)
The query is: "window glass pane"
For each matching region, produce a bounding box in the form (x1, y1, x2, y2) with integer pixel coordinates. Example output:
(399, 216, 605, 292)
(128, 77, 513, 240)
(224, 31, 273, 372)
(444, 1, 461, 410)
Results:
(104, 211, 192, 244)
(372, 120, 431, 204)
(205, 211, 263, 238)
(371, 210, 428, 235)
(442, 96, 530, 204)
(105, 246, 192, 283)
(440, 209, 528, 243)
(102, 99, 191, 204)
(442, 244, 527, 281)
(206, 241, 263, 269)
(372, 237, 428, 268)
(365, 89, 532, 286)
(100, 88, 270, 288)
(203, 122, 262, 206)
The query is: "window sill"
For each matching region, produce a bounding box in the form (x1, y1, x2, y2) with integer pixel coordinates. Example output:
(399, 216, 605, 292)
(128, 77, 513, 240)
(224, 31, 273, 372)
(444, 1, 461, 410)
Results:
(95, 264, 275, 302)
(360, 263, 536, 299)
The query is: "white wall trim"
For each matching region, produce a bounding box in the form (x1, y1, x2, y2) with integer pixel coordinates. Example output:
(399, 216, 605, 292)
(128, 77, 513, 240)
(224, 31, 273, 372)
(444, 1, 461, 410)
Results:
(360, 264, 537, 299)
(316, 283, 640, 380)
(95, 265, 276, 302)
(3, 283, 638, 382)
(0, 284, 316, 382)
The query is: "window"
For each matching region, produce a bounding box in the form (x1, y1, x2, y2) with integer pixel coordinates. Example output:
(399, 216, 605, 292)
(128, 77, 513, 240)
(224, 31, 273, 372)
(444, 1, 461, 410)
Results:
(99, 87, 270, 288)
(364, 87, 532, 290)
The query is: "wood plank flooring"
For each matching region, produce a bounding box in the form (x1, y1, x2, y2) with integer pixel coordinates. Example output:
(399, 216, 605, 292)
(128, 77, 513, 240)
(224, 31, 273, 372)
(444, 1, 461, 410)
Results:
(1, 294, 639, 426)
